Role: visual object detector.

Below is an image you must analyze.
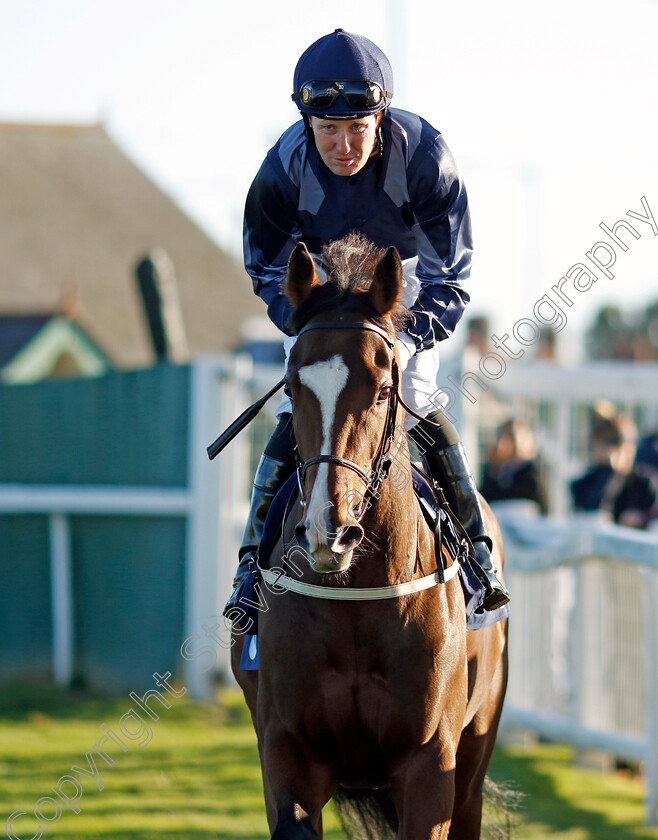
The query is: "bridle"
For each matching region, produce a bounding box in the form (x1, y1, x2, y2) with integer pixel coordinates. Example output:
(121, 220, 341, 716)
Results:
(292, 319, 400, 523)
(256, 316, 464, 600)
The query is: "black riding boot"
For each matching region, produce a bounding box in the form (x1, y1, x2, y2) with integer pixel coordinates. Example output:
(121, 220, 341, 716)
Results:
(410, 409, 510, 611)
(223, 414, 296, 617)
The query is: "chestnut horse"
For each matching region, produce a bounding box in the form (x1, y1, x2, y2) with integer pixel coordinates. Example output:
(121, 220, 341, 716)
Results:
(232, 235, 508, 839)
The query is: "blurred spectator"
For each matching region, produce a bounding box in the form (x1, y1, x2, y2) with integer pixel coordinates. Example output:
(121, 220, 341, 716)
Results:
(536, 326, 557, 361)
(481, 418, 548, 513)
(635, 429, 658, 472)
(585, 301, 658, 361)
(465, 316, 490, 356)
(570, 409, 658, 528)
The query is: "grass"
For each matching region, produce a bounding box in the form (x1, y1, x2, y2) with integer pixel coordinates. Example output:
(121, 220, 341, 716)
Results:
(489, 737, 658, 840)
(1, 684, 657, 839)
(0, 684, 343, 840)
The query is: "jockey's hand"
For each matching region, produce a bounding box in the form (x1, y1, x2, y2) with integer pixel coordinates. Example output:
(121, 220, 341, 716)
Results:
(396, 332, 416, 371)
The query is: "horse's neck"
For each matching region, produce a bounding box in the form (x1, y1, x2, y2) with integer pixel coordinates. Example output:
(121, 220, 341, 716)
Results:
(364, 454, 428, 582)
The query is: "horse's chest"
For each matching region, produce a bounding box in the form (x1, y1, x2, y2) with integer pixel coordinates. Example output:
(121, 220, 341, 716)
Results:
(262, 603, 466, 776)
(280, 634, 456, 748)
(290, 661, 446, 786)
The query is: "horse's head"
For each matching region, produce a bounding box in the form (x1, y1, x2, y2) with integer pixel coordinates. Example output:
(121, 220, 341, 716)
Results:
(284, 234, 406, 574)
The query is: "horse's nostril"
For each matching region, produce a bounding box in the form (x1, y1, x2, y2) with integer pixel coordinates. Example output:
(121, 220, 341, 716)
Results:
(294, 522, 307, 542)
(295, 522, 313, 552)
(334, 524, 364, 552)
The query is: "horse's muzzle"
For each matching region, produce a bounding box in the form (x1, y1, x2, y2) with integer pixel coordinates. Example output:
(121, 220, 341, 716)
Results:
(294, 521, 364, 573)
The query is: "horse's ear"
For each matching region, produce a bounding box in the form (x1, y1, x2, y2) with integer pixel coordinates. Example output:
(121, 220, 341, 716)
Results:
(370, 246, 403, 316)
(285, 242, 322, 307)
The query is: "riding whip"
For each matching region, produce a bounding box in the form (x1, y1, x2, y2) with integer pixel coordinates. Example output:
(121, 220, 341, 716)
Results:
(206, 377, 286, 460)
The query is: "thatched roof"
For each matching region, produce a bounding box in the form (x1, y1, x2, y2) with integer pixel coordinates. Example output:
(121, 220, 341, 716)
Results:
(0, 122, 263, 367)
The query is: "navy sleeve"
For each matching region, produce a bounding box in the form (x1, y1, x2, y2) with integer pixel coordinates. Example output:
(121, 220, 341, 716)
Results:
(406, 134, 473, 349)
(243, 149, 302, 335)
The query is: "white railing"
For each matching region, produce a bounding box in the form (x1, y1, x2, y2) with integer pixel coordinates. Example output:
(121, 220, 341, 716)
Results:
(495, 506, 658, 825)
(0, 356, 273, 702)
(0, 489, 192, 690)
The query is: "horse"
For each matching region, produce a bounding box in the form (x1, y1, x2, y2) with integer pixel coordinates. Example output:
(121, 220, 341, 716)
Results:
(231, 234, 508, 839)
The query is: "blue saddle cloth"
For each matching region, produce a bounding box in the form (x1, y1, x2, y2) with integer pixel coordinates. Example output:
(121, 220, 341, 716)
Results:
(238, 471, 509, 670)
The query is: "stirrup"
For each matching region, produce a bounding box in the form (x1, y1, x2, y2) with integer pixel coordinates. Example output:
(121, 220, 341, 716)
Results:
(472, 540, 510, 610)
(223, 555, 254, 617)
(224, 449, 294, 618)
(409, 425, 510, 612)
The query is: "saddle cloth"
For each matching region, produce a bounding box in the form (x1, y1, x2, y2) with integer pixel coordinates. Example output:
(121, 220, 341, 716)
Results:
(237, 470, 509, 670)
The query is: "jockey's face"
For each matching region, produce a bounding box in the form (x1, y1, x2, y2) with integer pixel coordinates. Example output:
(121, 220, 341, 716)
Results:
(310, 114, 381, 177)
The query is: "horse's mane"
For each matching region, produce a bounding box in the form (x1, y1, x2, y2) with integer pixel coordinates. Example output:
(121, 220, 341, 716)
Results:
(286, 233, 409, 335)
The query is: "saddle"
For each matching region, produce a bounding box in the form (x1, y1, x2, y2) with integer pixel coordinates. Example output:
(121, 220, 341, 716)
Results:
(236, 468, 509, 670)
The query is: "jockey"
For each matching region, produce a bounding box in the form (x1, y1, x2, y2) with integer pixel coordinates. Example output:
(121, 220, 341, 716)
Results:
(226, 28, 510, 615)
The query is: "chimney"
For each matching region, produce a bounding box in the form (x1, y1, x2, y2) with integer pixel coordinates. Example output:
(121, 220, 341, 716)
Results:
(135, 248, 189, 364)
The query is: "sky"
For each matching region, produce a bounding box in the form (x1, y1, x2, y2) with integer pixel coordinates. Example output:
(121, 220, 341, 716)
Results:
(2, 0, 658, 358)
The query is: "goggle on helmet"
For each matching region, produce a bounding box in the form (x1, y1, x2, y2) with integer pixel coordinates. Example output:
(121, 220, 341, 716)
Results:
(292, 29, 394, 118)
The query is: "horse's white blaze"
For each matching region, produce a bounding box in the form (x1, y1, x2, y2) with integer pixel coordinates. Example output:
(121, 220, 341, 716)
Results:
(299, 354, 348, 546)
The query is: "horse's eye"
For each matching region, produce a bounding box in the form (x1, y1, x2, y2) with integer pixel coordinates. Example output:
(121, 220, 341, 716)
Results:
(377, 386, 392, 404)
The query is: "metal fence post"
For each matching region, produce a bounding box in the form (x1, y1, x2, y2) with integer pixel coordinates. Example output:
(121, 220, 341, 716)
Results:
(645, 568, 658, 825)
(216, 353, 253, 682)
(49, 513, 74, 687)
(184, 357, 226, 699)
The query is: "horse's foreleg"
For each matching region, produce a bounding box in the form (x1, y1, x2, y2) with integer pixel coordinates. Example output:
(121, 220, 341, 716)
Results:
(390, 741, 458, 840)
(448, 714, 496, 840)
(231, 633, 259, 720)
(270, 807, 321, 840)
(450, 655, 508, 839)
(262, 727, 334, 839)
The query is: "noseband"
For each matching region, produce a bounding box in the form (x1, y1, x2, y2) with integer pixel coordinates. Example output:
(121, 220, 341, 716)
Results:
(293, 320, 400, 523)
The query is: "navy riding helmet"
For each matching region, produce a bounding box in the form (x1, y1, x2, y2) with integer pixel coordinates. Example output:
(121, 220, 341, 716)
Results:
(292, 29, 394, 118)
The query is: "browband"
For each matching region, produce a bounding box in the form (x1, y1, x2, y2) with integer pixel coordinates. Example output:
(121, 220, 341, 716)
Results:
(296, 320, 395, 349)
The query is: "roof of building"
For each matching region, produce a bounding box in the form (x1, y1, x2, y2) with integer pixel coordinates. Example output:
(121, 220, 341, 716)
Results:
(0, 312, 111, 382)
(0, 314, 51, 368)
(0, 122, 264, 367)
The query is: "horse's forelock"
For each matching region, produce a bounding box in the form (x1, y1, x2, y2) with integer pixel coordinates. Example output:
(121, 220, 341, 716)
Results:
(286, 233, 409, 334)
(322, 233, 384, 293)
